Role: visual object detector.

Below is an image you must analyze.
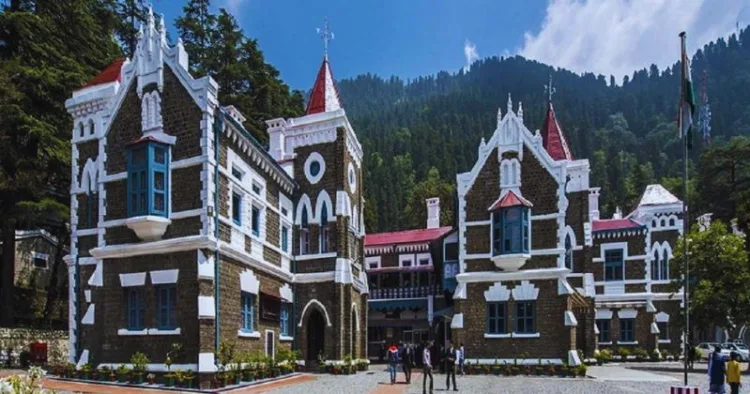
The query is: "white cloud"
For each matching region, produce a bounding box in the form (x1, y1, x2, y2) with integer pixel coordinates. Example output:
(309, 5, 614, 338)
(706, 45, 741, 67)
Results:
(224, 0, 248, 14)
(519, 0, 748, 82)
(464, 39, 480, 72)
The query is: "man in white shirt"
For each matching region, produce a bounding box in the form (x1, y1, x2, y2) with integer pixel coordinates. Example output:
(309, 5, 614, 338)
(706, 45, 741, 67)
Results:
(459, 343, 465, 376)
(422, 340, 433, 394)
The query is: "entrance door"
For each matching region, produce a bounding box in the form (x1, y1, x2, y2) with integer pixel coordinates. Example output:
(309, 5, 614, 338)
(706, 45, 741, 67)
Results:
(306, 309, 325, 360)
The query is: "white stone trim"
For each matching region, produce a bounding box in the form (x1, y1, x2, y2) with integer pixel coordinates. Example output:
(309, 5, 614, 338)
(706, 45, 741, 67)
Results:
(294, 272, 335, 283)
(656, 312, 670, 322)
(314, 190, 334, 224)
(198, 250, 215, 280)
(296, 194, 313, 226)
(458, 358, 563, 366)
(304, 152, 325, 185)
(297, 299, 333, 327)
(88, 262, 103, 286)
(532, 248, 564, 256)
(564, 311, 578, 327)
(147, 328, 181, 336)
(119, 272, 147, 287)
(265, 329, 276, 359)
(617, 308, 638, 319)
(617, 341, 639, 345)
(465, 220, 491, 226)
(280, 284, 293, 303)
(150, 269, 179, 284)
(659, 339, 672, 344)
(365, 256, 381, 270)
(240, 269, 260, 295)
(347, 162, 357, 193)
(280, 335, 294, 342)
(117, 329, 148, 336)
(351, 302, 361, 332)
(91, 235, 213, 259)
(484, 333, 511, 339)
(451, 313, 464, 329)
(84, 290, 91, 303)
(171, 155, 205, 169)
(198, 295, 216, 319)
(484, 282, 511, 302)
(512, 281, 539, 301)
(512, 333, 540, 338)
(171, 208, 203, 220)
(238, 330, 261, 338)
(650, 322, 660, 334)
(595, 309, 613, 319)
(199, 353, 216, 373)
(296, 252, 337, 261)
(218, 241, 293, 282)
(456, 267, 569, 283)
(81, 305, 95, 325)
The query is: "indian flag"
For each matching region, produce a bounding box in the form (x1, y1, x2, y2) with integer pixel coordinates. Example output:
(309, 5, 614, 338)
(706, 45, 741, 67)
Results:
(680, 32, 696, 149)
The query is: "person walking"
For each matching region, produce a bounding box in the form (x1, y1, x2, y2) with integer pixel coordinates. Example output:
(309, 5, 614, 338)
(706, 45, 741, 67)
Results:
(458, 343, 465, 376)
(422, 340, 434, 394)
(387, 343, 400, 385)
(444, 340, 458, 391)
(402, 344, 415, 384)
(727, 351, 741, 394)
(708, 345, 726, 394)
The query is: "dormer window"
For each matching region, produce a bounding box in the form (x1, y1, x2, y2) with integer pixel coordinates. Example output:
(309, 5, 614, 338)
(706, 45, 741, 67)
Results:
(488, 191, 532, 271)
(127, 141, 169, 218)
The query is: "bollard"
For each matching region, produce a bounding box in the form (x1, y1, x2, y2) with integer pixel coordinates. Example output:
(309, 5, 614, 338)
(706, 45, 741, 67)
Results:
(670, 387, 700, 394)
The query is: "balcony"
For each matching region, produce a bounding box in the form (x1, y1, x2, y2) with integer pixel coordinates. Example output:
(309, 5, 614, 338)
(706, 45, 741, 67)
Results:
(369, 285, 442, 300)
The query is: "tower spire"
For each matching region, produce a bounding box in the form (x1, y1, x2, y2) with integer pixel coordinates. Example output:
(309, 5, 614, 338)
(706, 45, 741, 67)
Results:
(306, 18, 342, 115)
(540, 77, 573, 161)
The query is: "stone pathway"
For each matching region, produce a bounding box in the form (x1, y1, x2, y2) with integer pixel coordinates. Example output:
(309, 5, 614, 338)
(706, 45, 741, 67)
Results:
(587, 365, 679, 381)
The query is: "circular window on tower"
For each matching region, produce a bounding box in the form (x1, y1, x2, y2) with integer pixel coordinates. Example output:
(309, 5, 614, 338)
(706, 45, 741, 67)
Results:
(348, 162, 357, 193)
(304, 152, 325, 184)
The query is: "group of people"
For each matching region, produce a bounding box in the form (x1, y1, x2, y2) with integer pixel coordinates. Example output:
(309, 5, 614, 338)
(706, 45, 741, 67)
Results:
(385, 340, 465, 394)
(707, 345, 742, 394)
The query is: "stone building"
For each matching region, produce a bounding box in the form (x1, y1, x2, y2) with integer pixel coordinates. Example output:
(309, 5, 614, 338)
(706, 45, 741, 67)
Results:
(63, 9, 366, 385)
(449, 94, 684, 365)
(363, 198, 457, 359)
(2, 230, 65, 290)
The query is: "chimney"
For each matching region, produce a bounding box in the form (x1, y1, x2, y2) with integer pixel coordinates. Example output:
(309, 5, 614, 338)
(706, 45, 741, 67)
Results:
(697, 213, 712, 231)
(613, 206, 622, 219)
(426, 198, 440, 229)
(588, 188, 600, 221)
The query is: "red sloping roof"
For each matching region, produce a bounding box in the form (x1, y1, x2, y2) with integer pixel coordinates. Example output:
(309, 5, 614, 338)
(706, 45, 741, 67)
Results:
(365, 226, 453, 246)
(305, 58, 342, 115)
(82, 58, 125, 88)
(541, 102, 573, 161)
(488, 190, 533, 211)
(592, 218, 643, 232)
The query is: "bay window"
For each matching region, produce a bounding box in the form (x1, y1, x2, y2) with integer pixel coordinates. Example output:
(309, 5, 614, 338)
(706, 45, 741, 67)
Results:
(127, 141, 169, 217)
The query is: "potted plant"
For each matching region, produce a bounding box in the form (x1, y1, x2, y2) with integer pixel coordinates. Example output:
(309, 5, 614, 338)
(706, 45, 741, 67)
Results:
(183, 370, 195, 388)
(98, 366, 110, 382)
(116, 364, 130, 383)
(164, 372, 176, 387)
(502, 365, 511, 376)
(174, 370, 185, 387)
(558, 365, 568, 377)
(130, 351, 149, 383)
(524, 366, 531, 376)
(146, 373, 156, 385)
(80, 363, 92, 380)
(63, 363, 75, 378)
(633, 347, 648, 362)
(570, 366, 579, 377)
(534, 365, 543, 376)
(510, 366, 520, 376)
(617, 347, 630, 361)
(577, 364, 588, 378)
(547, 364, 556, 376)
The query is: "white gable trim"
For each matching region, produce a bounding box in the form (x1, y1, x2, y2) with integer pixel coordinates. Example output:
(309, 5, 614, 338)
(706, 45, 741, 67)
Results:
(595, 309, 613, 320)
(240, 269, 260, 295)
(314, 190, 335, 224)
(484, 282, 511, 302)
(297, 299, 332, 327)
(150, 269, 179, 284)
(296, 194, 313, 225)
(617, 308, 638, 319)
(656, 312, 670, 323)
(511, 280, 539, 301)
(280, 284, 293, 303)
(119, 272, 146, 287)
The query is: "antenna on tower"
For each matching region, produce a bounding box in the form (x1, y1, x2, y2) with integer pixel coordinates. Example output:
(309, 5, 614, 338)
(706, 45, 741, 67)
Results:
(544, 73, 556, 103)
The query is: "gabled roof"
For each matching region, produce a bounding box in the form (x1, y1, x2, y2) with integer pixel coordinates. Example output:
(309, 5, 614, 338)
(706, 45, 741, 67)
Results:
(637, 184, 681, 207)
(82, 58, 125, 89)
(541, 102, 573, 161)
(365, 226, 453, 247)
(488, 190, 533, 211)
(305, 58, 342, 115)
(592, 218, 643, 232)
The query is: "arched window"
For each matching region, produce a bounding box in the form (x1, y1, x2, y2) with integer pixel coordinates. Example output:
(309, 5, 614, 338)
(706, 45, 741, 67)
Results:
(320, 204, 330, 253)
(651, 249, 660, 280)
(564, 234, 573, 270)
(652, 219, 657, 228)
(669, 218, 675, 227)
(88, 119, 95, 136)
(300, 207, 310, 255)
(79, 122, 85, 138)
(660, 218, 666, 227)
(660, 253, 669, 280)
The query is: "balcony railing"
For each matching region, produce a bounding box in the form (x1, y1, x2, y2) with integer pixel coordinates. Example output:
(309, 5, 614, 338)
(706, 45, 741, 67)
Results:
(369, 285, 442, 300)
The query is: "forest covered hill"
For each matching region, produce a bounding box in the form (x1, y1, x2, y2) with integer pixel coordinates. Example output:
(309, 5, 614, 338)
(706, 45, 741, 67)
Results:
(337, 27, 750, 233)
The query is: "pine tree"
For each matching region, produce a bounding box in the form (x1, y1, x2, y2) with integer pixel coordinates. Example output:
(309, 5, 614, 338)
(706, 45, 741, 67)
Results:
(175, 0, 215, 78)
(0, 0, 121, 324)
(113, 0, 147, 59)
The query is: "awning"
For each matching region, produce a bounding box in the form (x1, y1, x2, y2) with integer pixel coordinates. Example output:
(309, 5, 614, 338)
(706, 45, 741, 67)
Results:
(369, 298, 428, 311)
(261, 289, 280, 299)
(432, 307, 454, 320)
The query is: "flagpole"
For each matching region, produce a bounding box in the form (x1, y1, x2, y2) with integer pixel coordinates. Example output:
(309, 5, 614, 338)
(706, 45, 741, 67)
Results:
(679, 30, 690, 388)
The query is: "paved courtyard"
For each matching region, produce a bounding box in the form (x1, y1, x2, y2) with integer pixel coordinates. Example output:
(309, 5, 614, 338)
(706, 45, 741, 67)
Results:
(35, 365, 750, 393)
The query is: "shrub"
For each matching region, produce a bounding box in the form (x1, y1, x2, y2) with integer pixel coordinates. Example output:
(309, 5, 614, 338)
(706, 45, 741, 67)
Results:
(650, 349, 661, 362)
(576, 364, 588, 377)
(130, 351, 150, 374)
(633, 348, 648, 361)
(617, 348, 630, 359)
(597, 349, 612, 363)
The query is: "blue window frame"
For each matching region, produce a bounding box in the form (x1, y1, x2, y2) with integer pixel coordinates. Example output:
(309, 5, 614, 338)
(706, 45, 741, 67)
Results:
(515, 301, 535, 334)
(486, 302, 506, 334)
(127, 142, 169, 217)
(620, 318, 634, 342)
(604, 249, 624, 281)
(232, 192, 242, 225)
(659, 255, 669, 280)
(300, 207, 310, 254)
(281, 226, 289, 252)
(596, 319, 610, 342)
(156, 285, 177, 329)
(241, 292, 254, 332)
(251, 205, 260, 236)
(564, 234, 573, 270)
(493, 207, 530, 255)
(126, 288, 144, 330)
(320, 204, 329, 253)
(280, 303, 290, 336)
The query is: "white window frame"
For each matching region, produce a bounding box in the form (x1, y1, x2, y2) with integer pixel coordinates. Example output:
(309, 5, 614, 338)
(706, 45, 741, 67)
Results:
(31, 252, 49, 269)
(365, 256, 381, 270)
(398, 254, 415, 268)
(416, 252, 432, 266)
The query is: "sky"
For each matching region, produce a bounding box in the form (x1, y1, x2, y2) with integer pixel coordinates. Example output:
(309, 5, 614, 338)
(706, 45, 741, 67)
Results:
(157, 0, 750, 90)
